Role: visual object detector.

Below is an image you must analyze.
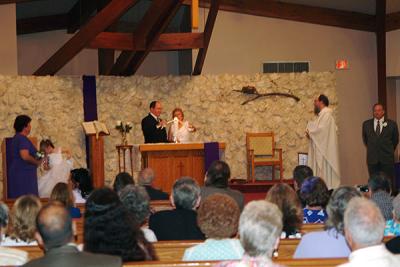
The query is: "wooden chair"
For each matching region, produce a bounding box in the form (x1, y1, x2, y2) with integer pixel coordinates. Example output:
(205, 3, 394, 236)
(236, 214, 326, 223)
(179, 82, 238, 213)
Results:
(246, 132, 283, 183)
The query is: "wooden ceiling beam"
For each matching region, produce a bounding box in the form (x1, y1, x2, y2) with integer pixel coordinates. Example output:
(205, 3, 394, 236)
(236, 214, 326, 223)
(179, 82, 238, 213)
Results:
(183, 0, 376, 32)
(88, 32, 204, 51)
(33, 0, 139, 76)
(386, 11, 400, 31)
(192, 0, 219, 75)
(17, 14, 68, 35)
(109, 0, 184, 76)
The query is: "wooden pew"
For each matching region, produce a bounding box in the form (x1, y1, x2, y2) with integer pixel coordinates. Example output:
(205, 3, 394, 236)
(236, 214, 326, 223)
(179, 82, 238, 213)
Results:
(152, 239, 301, 261)
(299, 223, 324, 234)
(4, 199, 86, 215)
(123, 258, 348, 267)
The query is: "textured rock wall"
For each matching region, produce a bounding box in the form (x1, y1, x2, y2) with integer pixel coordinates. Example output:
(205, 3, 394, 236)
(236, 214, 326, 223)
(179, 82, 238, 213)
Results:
(0, 75, 86, 196)
(96, 72, 337, 182)
(0, 73, 336, 196)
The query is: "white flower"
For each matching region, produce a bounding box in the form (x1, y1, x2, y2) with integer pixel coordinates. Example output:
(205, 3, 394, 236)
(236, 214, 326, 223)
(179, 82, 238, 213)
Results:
(382, 122, 388, 127)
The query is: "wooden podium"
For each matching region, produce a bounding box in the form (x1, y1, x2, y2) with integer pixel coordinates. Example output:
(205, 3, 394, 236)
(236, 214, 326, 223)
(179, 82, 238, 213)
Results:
(139, 143, 225, 193)
(87, 134, 106, 188)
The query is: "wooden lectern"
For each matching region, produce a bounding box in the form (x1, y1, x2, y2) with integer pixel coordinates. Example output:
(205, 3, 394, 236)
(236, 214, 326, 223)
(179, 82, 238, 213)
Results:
(139, 143, 225, 193)
(82, 121, 109, 188)
(87, 134, 106, 188)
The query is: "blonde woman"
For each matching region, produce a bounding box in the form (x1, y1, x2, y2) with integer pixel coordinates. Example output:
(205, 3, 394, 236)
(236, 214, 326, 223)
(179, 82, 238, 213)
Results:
(2, 195, 41, 246)
(168, 108, 196, 143)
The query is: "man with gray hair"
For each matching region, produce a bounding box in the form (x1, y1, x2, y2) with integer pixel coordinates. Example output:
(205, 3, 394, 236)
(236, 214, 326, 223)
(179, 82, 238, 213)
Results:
(339, 197, 400, 267)
(138, 168, 169, 200)
(149, 177, 205, 240)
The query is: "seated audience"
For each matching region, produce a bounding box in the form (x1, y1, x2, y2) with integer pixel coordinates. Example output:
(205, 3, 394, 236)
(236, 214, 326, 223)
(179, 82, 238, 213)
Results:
(384, 193, 400, 236)
(266, 183, 302, 238)
(2, 195, 41, 246)
(294, 186, 361, 258)
(138, 168, 169, 200)
(201, 160, 244, 210)
(113, 172, 134, 193)
(339, 197, 400, 267)
(149, 177, 205, 240)
(301, 176, 329, 223)
(22, 202, 122, 267)
(216, 200, 283, 267)
(183, 194, 243, 261)
(119, 185, 157, 242)
(84, 188, 156, 262)
(70, 168, 93, 204)
(368, 173, 393, 221)
(293, 165, 313, 207)
(0, 202, 28, 265)
(50, 182, 81, 219)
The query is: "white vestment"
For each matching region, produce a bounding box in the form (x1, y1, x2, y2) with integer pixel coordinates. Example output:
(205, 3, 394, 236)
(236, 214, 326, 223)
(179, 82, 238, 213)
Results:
(307, 107, 340, 189)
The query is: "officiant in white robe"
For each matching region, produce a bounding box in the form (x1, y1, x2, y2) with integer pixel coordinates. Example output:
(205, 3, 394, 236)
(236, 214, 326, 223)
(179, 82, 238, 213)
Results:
(306, 95, 340, 189)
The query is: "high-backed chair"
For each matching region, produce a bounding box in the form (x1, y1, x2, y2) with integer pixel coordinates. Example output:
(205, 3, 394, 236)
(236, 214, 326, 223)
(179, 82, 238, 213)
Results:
(246, 132, 283, 183)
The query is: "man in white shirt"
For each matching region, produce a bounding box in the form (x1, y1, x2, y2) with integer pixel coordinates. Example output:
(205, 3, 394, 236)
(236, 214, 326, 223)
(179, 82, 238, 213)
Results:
(339, 197, 400, 267)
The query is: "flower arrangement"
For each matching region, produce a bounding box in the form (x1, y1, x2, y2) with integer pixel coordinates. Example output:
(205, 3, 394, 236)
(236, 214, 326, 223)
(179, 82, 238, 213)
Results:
(115, 121, 133, 145)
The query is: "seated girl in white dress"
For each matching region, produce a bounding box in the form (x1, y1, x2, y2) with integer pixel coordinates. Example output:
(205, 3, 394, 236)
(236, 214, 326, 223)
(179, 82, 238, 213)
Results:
(168, 108, 196, 143)
(37, 139, 73, 197)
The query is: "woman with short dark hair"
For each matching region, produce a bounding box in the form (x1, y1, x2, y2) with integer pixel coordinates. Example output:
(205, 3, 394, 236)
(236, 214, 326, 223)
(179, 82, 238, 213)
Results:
(201, 161, 244, 210)
(84, 188, 156, 262)
(9, 115, 42, 198)
(301, 176, 330, 223)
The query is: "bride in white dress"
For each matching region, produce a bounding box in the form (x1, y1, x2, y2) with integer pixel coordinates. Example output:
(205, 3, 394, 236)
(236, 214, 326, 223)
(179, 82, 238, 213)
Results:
(168, 108, 196, 143)
(37, 139, 73, 197)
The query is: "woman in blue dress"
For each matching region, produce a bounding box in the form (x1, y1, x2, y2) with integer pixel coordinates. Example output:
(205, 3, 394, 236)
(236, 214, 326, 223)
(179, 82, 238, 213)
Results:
(8, 115, 42, 198)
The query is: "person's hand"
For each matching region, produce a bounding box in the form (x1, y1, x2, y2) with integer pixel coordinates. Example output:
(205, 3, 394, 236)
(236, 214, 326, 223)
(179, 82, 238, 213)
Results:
(159, 119, 167, 128)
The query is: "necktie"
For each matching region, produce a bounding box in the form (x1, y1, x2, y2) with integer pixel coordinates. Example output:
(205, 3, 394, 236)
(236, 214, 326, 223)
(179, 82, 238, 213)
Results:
(376, 121, 381, 135)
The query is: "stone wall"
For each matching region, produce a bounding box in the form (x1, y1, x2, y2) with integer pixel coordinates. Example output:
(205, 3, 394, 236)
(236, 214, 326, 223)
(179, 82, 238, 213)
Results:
(0, 72, 336, 196)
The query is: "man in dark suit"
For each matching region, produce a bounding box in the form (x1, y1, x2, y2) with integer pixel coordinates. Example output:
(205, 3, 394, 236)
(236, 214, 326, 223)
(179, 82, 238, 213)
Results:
(141, 100, 168, 143)
(149, 177, 205, 240)
(138, 168, 169, 200)
(362, 103, 399, 186)
(23, 202, 121, 267)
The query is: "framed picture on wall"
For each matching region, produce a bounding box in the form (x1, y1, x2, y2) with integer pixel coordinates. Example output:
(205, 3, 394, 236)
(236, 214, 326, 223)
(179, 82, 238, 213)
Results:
(298, 152, 308, 165)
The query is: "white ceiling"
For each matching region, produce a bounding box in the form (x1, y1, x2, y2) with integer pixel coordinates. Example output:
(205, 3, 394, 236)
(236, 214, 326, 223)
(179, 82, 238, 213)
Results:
(279, 0, 400, 15)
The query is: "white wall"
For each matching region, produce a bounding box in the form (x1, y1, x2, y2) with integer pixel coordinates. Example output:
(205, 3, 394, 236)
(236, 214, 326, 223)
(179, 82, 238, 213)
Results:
(0, 4, 17, 74)
(195, 10, 378, 186)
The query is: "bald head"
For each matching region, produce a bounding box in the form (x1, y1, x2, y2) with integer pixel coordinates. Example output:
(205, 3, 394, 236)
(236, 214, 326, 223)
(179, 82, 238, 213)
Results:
(36, 202, 73, 249)
(138, 168, 155, 185)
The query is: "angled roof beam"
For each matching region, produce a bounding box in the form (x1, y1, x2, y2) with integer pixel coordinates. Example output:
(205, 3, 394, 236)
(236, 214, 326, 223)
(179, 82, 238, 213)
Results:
(109, 0, 184, 76)
(192, 0, 219, 75)
(33, 0, 139, 76)
(183, 0, 376, 32)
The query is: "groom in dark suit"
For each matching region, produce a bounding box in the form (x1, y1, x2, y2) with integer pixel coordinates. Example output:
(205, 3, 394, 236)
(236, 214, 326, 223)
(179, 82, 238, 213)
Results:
(362, 103, 399, 185)
(141, 100, 168, 143)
